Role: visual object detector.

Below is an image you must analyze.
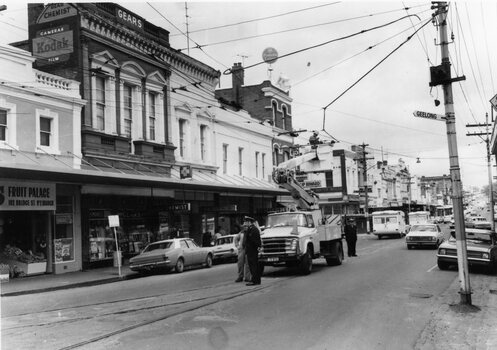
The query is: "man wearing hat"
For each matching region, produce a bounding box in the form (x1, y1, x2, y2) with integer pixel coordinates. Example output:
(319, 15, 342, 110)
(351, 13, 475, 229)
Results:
(242, 216, 262, 285)
(344, 218, 358, 257)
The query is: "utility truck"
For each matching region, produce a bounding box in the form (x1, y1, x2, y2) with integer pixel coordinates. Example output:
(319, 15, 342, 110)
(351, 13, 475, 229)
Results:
(258, 142, 343, 275)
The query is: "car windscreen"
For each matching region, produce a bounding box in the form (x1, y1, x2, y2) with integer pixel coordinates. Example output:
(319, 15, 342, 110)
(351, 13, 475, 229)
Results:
(143, 242, 172, 252)
(216, 237, 232, 245)
(267, 214, 307, 227)
(411, 225, 436, 232)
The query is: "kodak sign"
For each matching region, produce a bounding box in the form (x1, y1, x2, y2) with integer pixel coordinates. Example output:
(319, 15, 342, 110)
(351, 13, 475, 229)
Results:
(32, 25, 73, 65)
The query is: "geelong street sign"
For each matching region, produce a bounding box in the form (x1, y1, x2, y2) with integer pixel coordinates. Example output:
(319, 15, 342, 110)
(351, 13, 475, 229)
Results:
(413, 110, 446, 122)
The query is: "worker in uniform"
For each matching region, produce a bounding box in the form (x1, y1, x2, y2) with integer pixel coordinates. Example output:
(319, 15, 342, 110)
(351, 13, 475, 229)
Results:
(242, 216, 262, 286)
(344, 218, 358, 257)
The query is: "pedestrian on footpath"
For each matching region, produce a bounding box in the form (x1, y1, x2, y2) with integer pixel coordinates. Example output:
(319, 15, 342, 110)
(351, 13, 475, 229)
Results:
(344, 218, 358, 257)
(242, 216, 261, 286)
(234, 225, 251, 283)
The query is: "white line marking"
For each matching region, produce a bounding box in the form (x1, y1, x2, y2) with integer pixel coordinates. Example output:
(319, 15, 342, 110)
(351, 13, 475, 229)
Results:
(427, 265, 438, 272)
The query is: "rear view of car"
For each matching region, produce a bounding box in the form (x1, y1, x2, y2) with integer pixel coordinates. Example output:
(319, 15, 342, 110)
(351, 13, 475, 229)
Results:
(212, 235, 238, 263)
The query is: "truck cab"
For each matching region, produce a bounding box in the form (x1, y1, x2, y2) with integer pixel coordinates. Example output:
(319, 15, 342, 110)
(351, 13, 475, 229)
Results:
(259, 209, 343, 275)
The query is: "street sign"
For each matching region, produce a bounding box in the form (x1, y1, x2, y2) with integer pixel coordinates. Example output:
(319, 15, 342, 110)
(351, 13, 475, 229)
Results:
(413, 110, 446, 122)
(490, 94, 497, 112)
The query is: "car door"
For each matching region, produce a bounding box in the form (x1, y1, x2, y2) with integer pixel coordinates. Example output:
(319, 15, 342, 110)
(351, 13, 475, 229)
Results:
(436, 225, 443, 243)
(185, 239, 203, 265)
(179, 239, 194, 267)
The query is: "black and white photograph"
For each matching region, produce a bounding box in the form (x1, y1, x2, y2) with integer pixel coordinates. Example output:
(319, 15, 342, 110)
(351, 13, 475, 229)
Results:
(1, 1, 497, 349)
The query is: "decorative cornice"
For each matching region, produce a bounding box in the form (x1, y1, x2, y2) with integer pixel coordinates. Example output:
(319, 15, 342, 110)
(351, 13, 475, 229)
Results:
(77, 6, 220, 87)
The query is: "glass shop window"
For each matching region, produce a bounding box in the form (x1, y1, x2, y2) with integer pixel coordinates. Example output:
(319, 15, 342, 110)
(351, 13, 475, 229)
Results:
(54, 196, 74, 263)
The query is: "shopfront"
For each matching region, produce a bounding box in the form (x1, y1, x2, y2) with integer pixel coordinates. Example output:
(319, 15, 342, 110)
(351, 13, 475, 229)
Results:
(0, 180, 81, 276)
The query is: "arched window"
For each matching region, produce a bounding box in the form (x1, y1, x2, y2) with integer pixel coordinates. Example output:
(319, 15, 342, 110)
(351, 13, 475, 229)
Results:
(282, 105, 288, 130)
(272, 101, 278, 126)
(273, 144, 280, 166)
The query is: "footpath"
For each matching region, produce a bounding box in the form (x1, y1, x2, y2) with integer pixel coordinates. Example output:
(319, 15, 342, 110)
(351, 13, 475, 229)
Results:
(1, 261, 496, 349)
(415, 271, 497, 350)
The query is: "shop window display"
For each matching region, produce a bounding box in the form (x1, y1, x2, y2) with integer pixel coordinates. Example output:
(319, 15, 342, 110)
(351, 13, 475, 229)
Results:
(55, 196, 74, 262)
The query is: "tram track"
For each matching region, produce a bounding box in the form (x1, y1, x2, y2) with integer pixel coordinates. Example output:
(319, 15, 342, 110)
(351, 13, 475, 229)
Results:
(2, 283, 265, 331)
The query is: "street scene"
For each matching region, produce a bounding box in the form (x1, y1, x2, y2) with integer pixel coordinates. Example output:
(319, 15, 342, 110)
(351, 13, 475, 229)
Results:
(0, 225, 492, 350)
(1, 1, 497, 349)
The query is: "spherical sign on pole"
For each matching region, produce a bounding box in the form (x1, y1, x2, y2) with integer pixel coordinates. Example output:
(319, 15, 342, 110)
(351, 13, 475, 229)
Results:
(262, 47, 278, 64)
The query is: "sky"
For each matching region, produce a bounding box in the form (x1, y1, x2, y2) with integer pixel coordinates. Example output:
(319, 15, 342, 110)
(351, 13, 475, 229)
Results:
(1, 0, 496, 189)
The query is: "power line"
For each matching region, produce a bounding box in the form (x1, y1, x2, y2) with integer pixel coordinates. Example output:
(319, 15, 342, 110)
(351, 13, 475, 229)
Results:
(224, 13, 424, 75)
(322, 16, 432, 111)
(170, 2, 341, 37)
(293, 20, 427, 87)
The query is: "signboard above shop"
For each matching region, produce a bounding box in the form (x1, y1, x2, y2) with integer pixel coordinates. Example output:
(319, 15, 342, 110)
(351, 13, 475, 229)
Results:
(36, 3, 78, 23)
(0, 181, 56, 211)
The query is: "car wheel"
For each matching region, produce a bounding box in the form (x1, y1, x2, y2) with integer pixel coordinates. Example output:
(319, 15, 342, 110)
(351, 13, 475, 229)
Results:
(437, 260, 450, 270)
(205, 254, 213, 268)
(175, 258, 184, 273)
(378, 235, 382, 240)
(407, 245, 412, 250)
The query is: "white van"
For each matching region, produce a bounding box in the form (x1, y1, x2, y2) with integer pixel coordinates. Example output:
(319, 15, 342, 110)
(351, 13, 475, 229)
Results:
(372, 210, 407, 239)
(408, 211, 431, 225)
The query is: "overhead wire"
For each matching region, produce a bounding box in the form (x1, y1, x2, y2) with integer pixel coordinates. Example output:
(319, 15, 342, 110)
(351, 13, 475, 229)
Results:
(224, 13, 424, 75)
(292, 16, 431, 87)
(402, 1, 433, 66)
(169, 2, 341, 37)
(480, 1, 495, 95)
(322, 16, 433, 111)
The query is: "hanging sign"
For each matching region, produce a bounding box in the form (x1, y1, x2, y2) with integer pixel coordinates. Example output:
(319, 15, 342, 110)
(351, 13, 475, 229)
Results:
(0, 181, 56, 211)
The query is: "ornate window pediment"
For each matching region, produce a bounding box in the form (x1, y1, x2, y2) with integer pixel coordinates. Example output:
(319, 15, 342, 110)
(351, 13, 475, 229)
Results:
(90, 50, 119, 69)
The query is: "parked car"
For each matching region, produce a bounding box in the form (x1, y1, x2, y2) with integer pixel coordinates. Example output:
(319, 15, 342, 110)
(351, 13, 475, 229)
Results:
(465, 216, 491, 229)
(406, 223, 444, 249)
(129, 238, 213, 274)
(212, 234, 238, 263)
(437, 228, 497, 273)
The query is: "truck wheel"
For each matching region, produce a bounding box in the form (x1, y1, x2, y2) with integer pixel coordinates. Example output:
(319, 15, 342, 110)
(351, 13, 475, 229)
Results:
(258, 262, 265, 276)
(437, 260, 450, 271)
(299, 249, 312, 275)
(326, 242, 343, 266)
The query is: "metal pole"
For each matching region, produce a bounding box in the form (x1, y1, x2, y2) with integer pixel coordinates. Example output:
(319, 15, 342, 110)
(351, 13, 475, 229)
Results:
(113, 227, 122, 278)
(486, 112, 495, 232)
(435, 2, 471, 304)
(362, 143, 370, 232)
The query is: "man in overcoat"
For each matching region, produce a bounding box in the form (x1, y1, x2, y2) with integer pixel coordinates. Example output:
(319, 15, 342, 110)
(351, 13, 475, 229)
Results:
(242, 216, 262, 285)
(344, 218, 358, 257)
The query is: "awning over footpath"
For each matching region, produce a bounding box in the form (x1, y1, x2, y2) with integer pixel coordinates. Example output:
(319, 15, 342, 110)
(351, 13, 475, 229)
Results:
(0, 163, 287, 196)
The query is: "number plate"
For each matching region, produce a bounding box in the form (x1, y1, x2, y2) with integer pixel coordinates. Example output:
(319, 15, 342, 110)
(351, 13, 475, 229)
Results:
(267, 257, 279, 262)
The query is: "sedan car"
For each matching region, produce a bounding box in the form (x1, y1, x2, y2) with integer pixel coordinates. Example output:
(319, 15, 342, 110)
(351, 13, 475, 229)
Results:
(212, 234, 238, 263)
(406, 223, 444, 249)
(129, 238, 213, 274)
(437, 228, 497, 273)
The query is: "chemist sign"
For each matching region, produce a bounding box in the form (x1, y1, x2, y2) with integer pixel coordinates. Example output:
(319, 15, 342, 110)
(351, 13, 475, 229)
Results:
(0, 181, 56, 211)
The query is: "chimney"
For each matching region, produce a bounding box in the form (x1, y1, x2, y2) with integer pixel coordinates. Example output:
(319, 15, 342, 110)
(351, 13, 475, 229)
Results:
(231, 62, 244, 106)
